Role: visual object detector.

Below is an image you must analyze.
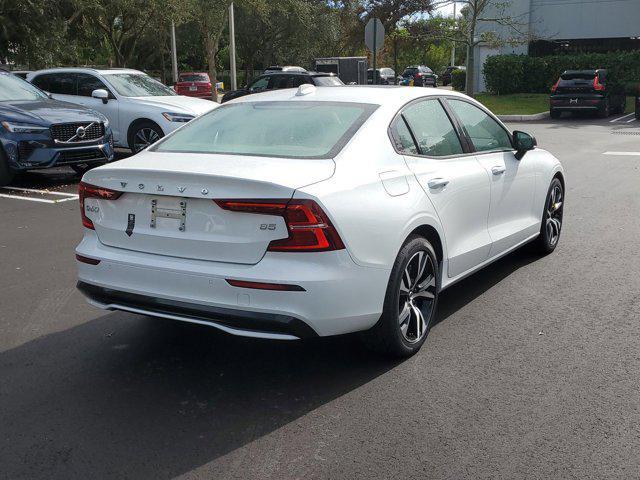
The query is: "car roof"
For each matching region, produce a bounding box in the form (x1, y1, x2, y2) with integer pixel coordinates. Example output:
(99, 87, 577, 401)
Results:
(180, 72, 208, 75)
(231, 85, 470, 109)
(563, 69, 602, 75)
(261, 71, 334, 77)
(28, 67, 144, 77)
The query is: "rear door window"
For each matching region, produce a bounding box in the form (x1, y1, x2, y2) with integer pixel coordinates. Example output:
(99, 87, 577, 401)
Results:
(48, 73, 77, 95)
(32, 73, 76, 95)
(400, 99, 463, 157)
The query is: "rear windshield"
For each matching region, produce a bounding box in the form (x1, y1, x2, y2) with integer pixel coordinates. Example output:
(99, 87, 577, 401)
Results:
(179, 74, 208, 82)
(154, 101, 378, 159)
(402, 68, 418, 76)
(560, 72, 596, 80)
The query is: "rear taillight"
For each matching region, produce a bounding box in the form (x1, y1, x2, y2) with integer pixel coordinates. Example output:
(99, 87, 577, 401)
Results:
(594, 76, 605, 91)
(78, 181, 122, 229)
(215, 198, 345, 252)
(551, 78, 560, 93)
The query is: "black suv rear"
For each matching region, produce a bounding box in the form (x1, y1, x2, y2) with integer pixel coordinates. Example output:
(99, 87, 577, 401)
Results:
(550, 69, 625, 118)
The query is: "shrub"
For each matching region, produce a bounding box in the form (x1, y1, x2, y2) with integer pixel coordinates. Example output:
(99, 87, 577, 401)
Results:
(483, 51, 640, 95)
(452, 69, 466, 91)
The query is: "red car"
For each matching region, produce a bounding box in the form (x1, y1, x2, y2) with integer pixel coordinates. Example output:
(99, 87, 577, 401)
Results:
(174, 72, 212, 98)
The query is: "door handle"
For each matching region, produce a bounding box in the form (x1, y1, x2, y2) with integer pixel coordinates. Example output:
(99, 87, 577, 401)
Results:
(427, 178, 449, 189)
(491, 166, 506, 175)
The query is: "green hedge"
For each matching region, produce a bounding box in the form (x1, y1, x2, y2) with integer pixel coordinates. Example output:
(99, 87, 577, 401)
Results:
(452, 69, 466, 91)
(483, 52, 640, 95)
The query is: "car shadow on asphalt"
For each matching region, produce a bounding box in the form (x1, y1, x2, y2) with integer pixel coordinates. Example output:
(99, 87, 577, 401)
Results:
(434, 247, 539, 327)
(0, 246, 539, 479)
(0, 310, 399, 478)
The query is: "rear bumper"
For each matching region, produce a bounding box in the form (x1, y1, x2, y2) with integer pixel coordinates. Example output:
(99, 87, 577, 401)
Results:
(550, 94, 605, 111)
(75, 231, 390, 339)
(77, 281, 317, 339)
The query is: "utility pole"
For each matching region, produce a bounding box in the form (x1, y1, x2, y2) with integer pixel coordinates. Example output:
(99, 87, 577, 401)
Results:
(171, 21, 178, 83)
(229, 2, 237, 91)
(450, 1, 457, 67)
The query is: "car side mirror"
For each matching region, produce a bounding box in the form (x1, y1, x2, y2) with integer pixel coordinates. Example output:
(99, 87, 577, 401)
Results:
(513, 130, 536, 160)
(91, 89, 109, 104)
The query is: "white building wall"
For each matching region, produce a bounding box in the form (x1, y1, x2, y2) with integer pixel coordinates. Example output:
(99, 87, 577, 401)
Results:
(472, 0, 640, 92)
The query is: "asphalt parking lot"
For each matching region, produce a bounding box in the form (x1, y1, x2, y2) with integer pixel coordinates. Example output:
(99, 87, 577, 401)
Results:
(1, 113, 640, 479)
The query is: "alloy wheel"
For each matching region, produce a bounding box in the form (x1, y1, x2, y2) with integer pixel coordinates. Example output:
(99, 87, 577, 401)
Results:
(398, 250, 436, 343)
(133, 127, 160, 153)
(546, 183, 563, 247)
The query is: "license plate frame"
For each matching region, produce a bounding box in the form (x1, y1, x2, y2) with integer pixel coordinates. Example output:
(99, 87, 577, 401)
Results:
(150, 198, 187, 231)
(189, 86, 197, 91)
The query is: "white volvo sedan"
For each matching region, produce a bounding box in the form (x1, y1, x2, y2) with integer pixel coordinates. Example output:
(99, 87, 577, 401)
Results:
(75, 85, 564, 357)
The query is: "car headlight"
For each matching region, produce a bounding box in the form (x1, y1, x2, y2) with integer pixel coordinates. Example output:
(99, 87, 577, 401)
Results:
(1, 121, 49, 133)
(102, 118, 110, 128)
(162, 112, 195, 122)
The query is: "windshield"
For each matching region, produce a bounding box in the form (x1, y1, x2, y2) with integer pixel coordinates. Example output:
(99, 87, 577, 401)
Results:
(179, 74, 208, 82)
(154, 101, 378, 159)
(105, 74, 176, 97)
(314, 76, 343, 86)
(0, 73, 48, 101)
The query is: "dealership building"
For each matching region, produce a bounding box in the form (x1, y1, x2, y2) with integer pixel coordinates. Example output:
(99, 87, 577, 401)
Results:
(473, 0, 640, 91)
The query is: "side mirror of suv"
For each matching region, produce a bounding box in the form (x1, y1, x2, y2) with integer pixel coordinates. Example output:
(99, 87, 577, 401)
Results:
(513, 130, 536, 159)
(91, 89, 109, 104)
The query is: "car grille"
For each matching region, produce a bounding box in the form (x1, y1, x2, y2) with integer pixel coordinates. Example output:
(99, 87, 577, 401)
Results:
(50, 122, 105, 142)
(57, 149, 107, 164)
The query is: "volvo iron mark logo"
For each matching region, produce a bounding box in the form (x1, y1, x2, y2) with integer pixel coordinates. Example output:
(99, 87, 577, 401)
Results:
(76, 126, 87, 139)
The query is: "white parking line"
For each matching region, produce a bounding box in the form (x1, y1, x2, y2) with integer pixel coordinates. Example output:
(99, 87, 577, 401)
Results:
(610, 113, 635, 123)
(603, 151, 640, 156)
(626, 117, 637, 123)
(0, 187, 78, 204)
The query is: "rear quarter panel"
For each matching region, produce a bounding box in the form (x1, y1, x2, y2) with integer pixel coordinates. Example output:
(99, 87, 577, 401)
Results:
(297, 106, 446, 271)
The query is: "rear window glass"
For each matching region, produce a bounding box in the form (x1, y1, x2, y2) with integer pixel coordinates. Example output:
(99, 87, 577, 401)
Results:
(403, 68, 418, 76)
(154, 101, 378, 159)
(179, 74, 208, 82)
(560, 72, 596, 80)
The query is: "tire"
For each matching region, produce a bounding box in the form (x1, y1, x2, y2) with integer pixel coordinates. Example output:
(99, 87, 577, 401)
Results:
(360, 235, 439, 358)
(597, 99, 610, 118)
(550, 108, 561, 119)
(532, 177, 564, 255)
(0, 147, 15, 187)
(128, 121, 164, 153)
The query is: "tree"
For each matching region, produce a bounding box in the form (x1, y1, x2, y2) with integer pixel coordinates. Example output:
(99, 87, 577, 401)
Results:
(362, 0, 435, 82)
(430, 0, 530, 96)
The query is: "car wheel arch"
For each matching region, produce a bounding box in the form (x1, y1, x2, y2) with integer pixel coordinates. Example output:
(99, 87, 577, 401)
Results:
(127, 118, 164, 151)
(127, 118, 164, 141)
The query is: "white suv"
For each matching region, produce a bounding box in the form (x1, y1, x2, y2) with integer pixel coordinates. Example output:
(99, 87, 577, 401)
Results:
(27, 68, 218, 152)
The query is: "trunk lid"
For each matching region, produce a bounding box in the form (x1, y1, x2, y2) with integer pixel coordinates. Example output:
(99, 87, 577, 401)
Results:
(82, 151, 335, 264)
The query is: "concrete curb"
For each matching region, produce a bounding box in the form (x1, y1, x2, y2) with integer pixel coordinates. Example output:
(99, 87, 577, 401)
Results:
(498, 112, 549, 122)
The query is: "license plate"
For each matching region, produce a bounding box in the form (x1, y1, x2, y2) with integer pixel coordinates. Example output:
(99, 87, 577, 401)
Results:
(150, 197, 187, 231)
(189, 86, 197, 91)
